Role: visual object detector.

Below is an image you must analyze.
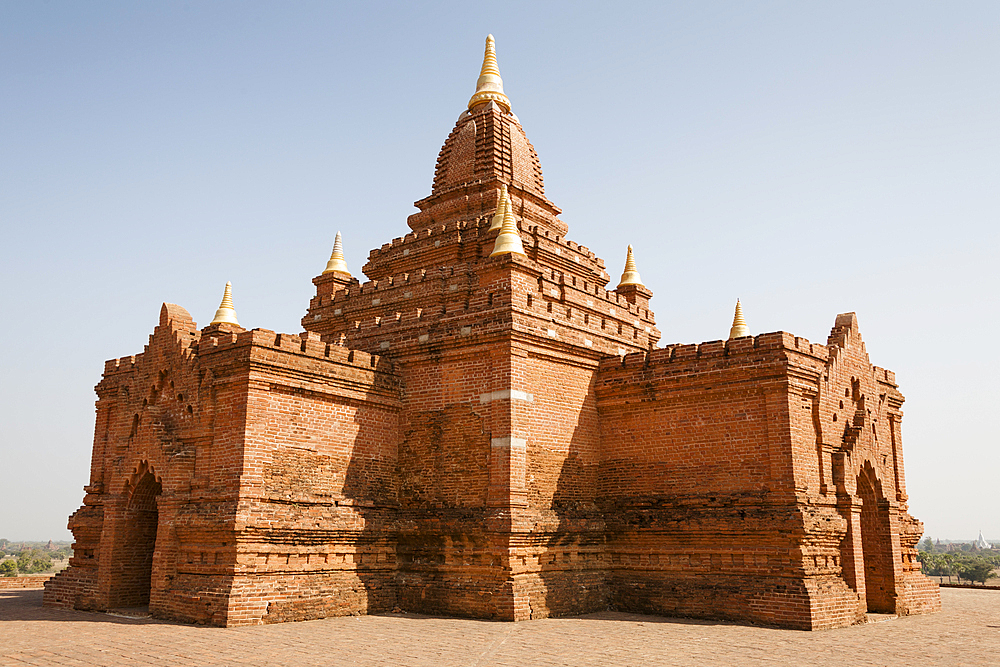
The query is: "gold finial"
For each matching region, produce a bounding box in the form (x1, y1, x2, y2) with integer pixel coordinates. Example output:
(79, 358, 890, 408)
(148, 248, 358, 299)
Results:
(489, 184, 509, 231)
(322, 231, 351, 276)
(618, 245, 644, 288)
(210, 281, 239, 326)
(468, 34, 512, 113)
(729, 299, 750, 339)
(490, 197, 525, 257)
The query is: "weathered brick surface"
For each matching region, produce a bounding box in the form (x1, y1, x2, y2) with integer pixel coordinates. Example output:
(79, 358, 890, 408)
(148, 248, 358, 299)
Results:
(0, 575, 53, 589)
(47, 75, 938, 629)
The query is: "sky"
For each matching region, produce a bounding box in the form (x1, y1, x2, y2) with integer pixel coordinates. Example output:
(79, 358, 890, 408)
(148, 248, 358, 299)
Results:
(1, 1, 997, 542)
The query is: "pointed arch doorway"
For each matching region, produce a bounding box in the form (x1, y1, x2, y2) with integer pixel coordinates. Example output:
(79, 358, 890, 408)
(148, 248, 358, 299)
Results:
(107, 464, 162, 609)
(856, 463, 895, 613)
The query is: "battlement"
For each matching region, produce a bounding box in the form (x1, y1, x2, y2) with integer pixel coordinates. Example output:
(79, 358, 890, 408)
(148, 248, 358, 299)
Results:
(317, 263, 659, 344)
(104, 355, 138, 375)
(872, 366, 897, 385)
(527, 224, 600, 265)
(196, 328, 391, 373)
(537, 265, 654, 326)
(363, 212, 609, 291)
(307, 244, 660, 354)
(597, 331, 830, 374)
(377, 219, 473, 255)
(316, 266, 461, 309)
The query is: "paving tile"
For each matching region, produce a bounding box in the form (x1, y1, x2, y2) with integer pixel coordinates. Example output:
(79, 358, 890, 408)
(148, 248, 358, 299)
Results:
(1, 588, 998, 666)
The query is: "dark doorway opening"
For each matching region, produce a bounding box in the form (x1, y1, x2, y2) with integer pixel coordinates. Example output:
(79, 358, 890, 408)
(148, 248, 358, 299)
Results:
(857, 465, 895, 613)
(108, 469, 162, 609)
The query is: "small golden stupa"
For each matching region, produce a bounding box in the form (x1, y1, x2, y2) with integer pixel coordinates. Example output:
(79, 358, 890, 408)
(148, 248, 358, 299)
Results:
(468, 35, 511, 113)
(210, 281, 239, 326)
(489, 184, 510, 231)
(490, 198, 525, 257)
(322, 231, 351, 276)
(617, 245, 644, 288)
(728, 299, 750, 339)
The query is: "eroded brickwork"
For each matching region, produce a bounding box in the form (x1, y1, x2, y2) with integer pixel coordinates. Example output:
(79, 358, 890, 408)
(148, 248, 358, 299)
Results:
(47, 50, 938, 628)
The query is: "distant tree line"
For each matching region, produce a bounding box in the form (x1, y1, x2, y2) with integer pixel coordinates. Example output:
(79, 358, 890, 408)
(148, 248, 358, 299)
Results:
(0, 549, 53, 577)
(918, 537, 999, 585)
(0, 539, 73, 577)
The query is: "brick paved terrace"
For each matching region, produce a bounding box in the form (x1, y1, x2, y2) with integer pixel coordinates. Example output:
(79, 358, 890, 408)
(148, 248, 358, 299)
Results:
(2, 588, 998, 666)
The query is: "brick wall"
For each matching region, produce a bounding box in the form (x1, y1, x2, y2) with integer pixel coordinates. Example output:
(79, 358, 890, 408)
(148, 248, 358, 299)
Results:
(1, 575, 53, 589)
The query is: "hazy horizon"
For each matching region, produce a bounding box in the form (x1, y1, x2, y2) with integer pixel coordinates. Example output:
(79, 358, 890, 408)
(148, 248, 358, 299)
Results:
(1, 1, 997, 542)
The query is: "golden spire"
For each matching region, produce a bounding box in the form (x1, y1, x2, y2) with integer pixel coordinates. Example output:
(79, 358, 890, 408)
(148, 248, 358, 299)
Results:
(490, 198, 525, 257)
(210, 281, 239, 326)
(729, 299, 750, 339)
(322, 231, 351, 276)
(617, 245, 644, 288)
(489, 184, 509, 231)
(468, 34, 512, 113)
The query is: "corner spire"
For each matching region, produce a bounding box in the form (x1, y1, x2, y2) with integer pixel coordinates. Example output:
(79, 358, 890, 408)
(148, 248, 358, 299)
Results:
(490, 198, 525, 257)
(617, 245, 644, 288)
(728, 299, 750, 339)
(322, 231, 351, 276)
(489, 184, 509, 231)
(210, 281, 239, 326)
(468, 34, 511, 113)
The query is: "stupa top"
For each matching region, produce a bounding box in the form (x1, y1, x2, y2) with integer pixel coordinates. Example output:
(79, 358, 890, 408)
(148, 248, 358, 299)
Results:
(323, 231, 351, 276)
(618, 245, 645, 288)
(468, 35, 511, 113)
(210, 281, 239, 326)
(728, 299, 750, 340)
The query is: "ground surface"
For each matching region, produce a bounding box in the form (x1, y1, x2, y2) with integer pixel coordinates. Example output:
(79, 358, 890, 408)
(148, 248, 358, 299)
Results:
(1, 588, 998, 666)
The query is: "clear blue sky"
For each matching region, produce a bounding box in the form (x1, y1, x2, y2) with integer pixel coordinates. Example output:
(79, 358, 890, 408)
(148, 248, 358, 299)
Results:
(1, 1, 997, 542)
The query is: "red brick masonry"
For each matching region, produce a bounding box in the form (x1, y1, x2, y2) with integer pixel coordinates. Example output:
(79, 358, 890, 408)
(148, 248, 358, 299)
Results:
(1, 575, 53, 590)
(46, 91, 939, 630)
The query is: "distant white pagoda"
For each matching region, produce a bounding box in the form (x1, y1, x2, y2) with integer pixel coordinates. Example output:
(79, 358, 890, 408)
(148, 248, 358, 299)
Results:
(976, 530, 992, 549)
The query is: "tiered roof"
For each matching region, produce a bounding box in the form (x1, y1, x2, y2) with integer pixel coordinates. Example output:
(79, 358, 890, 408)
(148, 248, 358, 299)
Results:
(303, 35, 659, 357)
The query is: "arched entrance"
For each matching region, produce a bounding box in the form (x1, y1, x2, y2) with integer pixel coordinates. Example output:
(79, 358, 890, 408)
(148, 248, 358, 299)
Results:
(857, 464, 894, 612)
(108, 466, 162, 608)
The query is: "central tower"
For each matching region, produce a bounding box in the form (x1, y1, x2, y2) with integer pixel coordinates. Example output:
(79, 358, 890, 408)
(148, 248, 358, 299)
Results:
(302, 35, 659, 619)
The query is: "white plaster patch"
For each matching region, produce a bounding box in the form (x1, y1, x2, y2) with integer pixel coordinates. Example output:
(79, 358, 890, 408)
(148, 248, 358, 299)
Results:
(372, 298, 381, 305)
(380, 341, 390, 350)
(334, 308, 342, 316)
(547, 328, 558, 338)
(491, 436, 527, 449)
(460, 326, 471, 336)
(402, 248, 409, 256)
(584, 339, 593, 347)
(418, 334, 429, 343)
(479, 389, 534, 404)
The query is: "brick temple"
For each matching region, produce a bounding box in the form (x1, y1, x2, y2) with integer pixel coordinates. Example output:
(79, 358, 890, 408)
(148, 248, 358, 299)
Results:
(45, 36, 939, 629)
